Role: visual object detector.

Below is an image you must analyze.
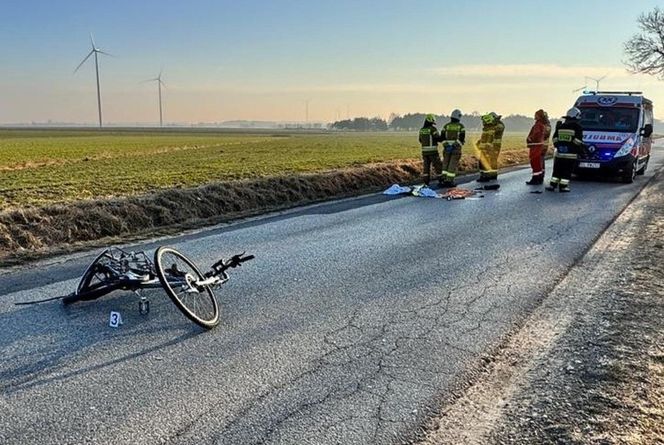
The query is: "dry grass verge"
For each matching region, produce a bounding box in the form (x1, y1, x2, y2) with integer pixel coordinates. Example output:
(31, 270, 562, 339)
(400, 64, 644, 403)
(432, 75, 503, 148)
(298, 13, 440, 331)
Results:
(0, 152, 530, 264)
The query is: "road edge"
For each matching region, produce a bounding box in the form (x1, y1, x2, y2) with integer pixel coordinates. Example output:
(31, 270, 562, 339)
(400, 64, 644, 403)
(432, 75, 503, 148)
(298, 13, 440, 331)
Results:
(413, 165, 663, 444)
(0, 155, 532, 268)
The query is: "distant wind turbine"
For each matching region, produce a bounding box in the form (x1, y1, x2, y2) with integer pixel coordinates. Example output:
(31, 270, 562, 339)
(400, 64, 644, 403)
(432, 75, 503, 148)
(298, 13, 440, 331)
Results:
(74, 34, 112, 128)
(572, 85, 587, 93)
(143, 70, 166, 127)
(585, 75, 607, 92)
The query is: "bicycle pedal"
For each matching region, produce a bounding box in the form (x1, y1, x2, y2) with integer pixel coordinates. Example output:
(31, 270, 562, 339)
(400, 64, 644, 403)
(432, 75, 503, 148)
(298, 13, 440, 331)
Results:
(139, 296, 150, 315)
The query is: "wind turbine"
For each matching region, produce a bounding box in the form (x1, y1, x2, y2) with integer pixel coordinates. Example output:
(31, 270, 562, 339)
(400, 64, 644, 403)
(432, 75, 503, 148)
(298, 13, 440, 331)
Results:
(585, 75, 607, 92)
(572, 85, 587, 93)
(143, 70, 166, 127)
(75, 34, 112, 128)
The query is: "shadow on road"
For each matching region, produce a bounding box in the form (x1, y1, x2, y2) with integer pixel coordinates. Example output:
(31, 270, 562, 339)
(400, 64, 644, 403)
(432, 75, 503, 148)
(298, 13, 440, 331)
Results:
(0, 290, 202, 395)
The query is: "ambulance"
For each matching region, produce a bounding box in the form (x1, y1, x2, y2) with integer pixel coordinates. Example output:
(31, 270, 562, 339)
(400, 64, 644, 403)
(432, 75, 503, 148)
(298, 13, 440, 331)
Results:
(573, 91, 654, 183)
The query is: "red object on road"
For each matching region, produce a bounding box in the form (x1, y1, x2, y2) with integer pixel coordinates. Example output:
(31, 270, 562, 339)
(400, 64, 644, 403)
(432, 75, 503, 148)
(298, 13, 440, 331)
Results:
(442, 188, 477, 200)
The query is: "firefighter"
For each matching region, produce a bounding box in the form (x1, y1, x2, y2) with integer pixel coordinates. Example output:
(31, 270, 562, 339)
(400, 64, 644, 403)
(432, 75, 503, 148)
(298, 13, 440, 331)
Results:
(476, 112, 505, 182)
(440, 109, 466, 187)
(546, 108, 584, 193)
(525, 109, 547, 185)
(418, 114, 443, 186)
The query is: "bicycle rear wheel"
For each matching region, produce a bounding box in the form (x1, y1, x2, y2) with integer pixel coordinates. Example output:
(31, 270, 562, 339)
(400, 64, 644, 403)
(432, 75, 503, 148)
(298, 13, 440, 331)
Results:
(154, 247, 220, 329)
(64, 249, 117, 305)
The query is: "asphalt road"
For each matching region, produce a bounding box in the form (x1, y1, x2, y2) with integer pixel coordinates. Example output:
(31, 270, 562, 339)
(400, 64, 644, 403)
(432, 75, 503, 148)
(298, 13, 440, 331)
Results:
(1, 148, 662, 445)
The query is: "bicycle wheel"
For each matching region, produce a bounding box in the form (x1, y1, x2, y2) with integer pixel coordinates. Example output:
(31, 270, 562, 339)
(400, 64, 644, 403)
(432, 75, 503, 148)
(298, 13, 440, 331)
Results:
(63, 280, 125, 305)
(154, 247, 220, 329)
(63, 249, 117, 305)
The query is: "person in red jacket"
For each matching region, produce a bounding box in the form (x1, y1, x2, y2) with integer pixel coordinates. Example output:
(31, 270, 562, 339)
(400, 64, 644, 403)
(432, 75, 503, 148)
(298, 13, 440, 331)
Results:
(525, 109, 547, 185)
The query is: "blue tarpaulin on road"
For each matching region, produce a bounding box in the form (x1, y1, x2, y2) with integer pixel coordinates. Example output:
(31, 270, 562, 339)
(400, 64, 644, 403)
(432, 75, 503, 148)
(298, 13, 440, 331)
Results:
(383, 184, 412, 195)
(411, 185, 441, 198)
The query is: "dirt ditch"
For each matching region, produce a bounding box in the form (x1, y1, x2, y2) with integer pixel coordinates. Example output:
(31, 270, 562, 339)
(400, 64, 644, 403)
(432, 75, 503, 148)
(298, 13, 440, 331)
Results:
(0, 152, 530, 265)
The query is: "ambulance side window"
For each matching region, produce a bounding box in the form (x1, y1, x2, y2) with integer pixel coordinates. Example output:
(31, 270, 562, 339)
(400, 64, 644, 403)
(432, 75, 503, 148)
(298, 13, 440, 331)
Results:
(645, 108, 653, 126)
(642, 106, 654, 138)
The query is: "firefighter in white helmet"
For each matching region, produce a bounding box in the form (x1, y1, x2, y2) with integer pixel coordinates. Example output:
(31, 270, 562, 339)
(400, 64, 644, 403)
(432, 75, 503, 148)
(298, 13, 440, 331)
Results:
(546, 107, 585, 192)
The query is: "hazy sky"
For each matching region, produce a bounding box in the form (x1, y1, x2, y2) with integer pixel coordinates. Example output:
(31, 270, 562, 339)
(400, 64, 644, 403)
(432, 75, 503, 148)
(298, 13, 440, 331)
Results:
(1, 0, 663, 124)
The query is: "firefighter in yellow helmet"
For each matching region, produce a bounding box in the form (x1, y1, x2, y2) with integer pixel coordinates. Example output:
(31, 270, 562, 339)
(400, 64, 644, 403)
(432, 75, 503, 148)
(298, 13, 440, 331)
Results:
(476, 112, 505, 182)
(440, 109, 466, 187)
(418, 114, 443, 186)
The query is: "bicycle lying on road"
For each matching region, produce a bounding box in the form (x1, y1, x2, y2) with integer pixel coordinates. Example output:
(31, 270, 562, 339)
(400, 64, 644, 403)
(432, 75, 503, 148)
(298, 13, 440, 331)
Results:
(17, 246, 254, 329)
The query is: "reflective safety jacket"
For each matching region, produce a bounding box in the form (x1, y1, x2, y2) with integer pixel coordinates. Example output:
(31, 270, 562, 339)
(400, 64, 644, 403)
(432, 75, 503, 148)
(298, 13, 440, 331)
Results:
(552, 119, 584, 159)
(478, 121, 505, 150)
(419, 124, 440, 154)
(441, 120, 466, 148)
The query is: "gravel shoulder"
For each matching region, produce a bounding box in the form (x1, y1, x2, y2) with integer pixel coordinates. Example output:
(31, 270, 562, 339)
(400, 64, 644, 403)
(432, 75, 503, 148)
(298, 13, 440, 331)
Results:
(418, 171, 664, 445)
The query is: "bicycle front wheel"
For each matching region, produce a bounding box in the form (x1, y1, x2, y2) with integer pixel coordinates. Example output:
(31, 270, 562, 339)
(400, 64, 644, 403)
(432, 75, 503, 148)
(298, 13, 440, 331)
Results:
(154, 247, 220, 329)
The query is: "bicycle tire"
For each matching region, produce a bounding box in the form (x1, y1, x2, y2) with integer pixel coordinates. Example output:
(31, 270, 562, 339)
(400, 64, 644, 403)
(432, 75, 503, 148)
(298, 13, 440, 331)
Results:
(76, 249, 115, 295)
(154, 247, 220, 329)
(62, 293, 83, 305)
(62, 280, 127, 306)
(65, 250, 118, 306)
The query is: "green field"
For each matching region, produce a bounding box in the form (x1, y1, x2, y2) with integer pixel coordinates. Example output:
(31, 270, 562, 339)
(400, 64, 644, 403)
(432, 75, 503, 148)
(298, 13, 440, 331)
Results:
(0, 129, 527, 209)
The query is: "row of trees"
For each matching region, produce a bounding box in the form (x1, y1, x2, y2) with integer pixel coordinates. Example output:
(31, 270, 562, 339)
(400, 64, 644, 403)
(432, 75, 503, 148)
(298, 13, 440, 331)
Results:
(329, 117, 388, 131)
(330, 113, 551, 132)
(388, 113, 544, 132)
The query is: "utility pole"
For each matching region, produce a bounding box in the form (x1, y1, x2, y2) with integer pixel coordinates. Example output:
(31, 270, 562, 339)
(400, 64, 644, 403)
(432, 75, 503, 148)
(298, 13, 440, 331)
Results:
(305, 99, 310, 128)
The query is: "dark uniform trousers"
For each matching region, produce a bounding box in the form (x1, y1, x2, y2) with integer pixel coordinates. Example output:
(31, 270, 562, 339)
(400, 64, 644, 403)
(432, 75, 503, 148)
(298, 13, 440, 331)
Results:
(422, 152, 443, 185)
(419, 125, 442, 185)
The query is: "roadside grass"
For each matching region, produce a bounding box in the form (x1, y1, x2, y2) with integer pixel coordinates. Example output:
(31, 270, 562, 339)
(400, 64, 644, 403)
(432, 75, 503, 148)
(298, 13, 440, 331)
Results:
(0, 129, 527, 209)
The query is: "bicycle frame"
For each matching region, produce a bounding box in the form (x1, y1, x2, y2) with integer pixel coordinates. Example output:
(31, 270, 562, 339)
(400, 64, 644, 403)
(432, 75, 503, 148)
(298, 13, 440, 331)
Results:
(18, 245, 254, 329)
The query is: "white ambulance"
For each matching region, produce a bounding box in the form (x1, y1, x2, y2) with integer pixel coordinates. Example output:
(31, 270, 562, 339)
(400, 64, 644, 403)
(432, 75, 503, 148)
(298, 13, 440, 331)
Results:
(574, 91, 654, 183)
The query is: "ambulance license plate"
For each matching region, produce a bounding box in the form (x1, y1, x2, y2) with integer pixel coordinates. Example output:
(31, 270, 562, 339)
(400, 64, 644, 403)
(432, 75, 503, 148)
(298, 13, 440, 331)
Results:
(579, 162, 600, 169)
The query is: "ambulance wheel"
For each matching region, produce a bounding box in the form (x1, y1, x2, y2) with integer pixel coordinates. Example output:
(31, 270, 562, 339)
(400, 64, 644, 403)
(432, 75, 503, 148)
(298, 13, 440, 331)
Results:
(621, 160, 637, 184)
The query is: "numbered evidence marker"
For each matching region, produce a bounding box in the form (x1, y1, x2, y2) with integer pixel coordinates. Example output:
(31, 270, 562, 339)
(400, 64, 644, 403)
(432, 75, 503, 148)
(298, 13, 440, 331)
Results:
(109, 311, 123, 328)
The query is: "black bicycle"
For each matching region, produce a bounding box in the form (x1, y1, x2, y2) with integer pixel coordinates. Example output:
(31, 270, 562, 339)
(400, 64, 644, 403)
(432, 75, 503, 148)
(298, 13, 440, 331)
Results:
(19, 246, 254, 329)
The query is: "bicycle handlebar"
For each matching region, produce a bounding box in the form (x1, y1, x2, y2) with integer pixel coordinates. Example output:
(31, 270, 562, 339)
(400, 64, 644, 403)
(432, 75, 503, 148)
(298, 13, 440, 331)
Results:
(206, 253, 255, 278)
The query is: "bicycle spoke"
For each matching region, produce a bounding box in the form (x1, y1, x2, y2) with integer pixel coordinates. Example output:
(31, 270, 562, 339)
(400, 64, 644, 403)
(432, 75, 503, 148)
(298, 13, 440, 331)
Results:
(156, 248, 219, 328)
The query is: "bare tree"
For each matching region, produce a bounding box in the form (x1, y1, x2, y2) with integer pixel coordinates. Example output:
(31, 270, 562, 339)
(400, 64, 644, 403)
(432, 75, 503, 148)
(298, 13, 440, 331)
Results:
(624, 7, 664, 78)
